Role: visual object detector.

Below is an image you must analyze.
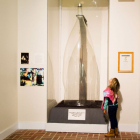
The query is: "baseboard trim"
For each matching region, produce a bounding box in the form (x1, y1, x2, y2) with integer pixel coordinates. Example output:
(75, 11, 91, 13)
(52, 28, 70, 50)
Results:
(0, 123, 18, 140)
(118, 124, 138, 132)
(138, 120, 140, 134)
(46, 123, 108, 133)
(18, 122, 46, 129)
(0, 122, 138, 139)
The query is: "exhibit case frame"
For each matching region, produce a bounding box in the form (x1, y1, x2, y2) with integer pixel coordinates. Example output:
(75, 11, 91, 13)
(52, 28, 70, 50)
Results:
(47, 0, 109, 133)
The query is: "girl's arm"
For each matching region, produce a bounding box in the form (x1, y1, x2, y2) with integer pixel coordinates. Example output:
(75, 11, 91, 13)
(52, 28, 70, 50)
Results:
(103, 97, 108, 114)
(104, 97, 108, 109)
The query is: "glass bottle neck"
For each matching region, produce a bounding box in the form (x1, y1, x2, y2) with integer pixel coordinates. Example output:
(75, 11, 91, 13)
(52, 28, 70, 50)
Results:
(77, 6, 83, 16)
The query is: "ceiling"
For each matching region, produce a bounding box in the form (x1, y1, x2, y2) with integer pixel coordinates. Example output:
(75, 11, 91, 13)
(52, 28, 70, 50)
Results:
(61, 0, 109, 7)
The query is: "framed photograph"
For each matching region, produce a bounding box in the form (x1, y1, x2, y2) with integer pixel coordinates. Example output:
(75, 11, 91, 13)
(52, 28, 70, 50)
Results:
(21, 53, 29, 64)
(118, 52, 134, 73)
(20, 68, 44, 86)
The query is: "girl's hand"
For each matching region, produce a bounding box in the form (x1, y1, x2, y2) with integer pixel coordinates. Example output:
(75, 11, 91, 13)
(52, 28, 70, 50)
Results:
(103, 109, 106, 114)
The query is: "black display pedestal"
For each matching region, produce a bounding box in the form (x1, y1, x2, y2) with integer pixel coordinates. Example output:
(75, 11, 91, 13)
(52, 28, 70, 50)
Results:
(48, 100, 108, 124)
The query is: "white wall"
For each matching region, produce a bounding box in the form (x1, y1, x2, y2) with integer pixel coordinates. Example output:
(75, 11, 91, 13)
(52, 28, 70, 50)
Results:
(0, 0, 18, 132)
(109, 0, 140, 126)
(18, 0, 47, 125)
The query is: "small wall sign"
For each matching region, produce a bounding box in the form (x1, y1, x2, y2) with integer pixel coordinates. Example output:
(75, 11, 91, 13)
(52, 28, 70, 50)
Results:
(34, 53, 44, 64)
(118, 52, 134, 73)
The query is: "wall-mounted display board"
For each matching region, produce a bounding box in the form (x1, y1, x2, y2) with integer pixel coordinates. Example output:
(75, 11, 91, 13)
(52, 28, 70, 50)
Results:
(118, 52, 134, 73)
(20, 68, 44, 86)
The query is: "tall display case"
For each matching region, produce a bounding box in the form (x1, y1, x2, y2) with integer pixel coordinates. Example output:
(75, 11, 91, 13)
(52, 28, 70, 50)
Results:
(47, 0, 109, 133)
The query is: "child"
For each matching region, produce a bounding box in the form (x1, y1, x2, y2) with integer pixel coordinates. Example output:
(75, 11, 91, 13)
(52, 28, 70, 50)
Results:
(102, 78, 120, 137)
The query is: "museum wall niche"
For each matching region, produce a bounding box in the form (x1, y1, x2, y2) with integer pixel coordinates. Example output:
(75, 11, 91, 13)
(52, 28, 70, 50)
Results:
(47, 0, 109, 125)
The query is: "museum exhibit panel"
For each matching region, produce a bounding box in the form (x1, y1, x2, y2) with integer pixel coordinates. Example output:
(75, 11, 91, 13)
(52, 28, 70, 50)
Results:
(47, 0, 109, 133)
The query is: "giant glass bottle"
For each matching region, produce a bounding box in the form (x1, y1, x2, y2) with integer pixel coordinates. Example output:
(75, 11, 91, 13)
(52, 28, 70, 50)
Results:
(63, 3, 100, 106)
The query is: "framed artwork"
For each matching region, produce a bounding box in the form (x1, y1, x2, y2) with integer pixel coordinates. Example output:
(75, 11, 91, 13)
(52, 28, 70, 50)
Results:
(118, 52, 134, 73)
(21, 53, 29, 64)
(20, 68, 44, 86)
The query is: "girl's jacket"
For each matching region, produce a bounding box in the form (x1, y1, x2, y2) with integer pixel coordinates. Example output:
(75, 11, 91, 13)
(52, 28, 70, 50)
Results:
(102, 88, 117, 110)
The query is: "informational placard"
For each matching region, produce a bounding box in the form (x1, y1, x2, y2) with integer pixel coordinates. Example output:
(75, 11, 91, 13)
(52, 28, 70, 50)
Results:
(34, 53, 44, 64)
(118, 52, 134, 73)
(68, 109, 86, 120)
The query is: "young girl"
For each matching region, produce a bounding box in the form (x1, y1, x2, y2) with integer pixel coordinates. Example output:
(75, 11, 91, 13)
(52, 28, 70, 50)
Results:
(102, 78, 120, 137)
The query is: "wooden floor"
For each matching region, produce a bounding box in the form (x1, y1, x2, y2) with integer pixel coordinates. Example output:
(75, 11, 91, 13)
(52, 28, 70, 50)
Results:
(4, 130, 140, 140)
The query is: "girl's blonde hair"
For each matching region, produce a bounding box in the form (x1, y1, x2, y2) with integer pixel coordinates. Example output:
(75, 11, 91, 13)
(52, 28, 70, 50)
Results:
(108, 78, 120, 95)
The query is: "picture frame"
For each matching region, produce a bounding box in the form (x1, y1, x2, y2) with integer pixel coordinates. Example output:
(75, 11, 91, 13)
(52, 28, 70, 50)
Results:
(20, 68, 44, 86)
(118, 52, 134, 73)
(21, 53, 29, 64)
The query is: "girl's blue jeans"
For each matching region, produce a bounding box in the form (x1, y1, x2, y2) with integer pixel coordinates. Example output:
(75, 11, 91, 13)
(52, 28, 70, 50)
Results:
(108, 105, 118, 129)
